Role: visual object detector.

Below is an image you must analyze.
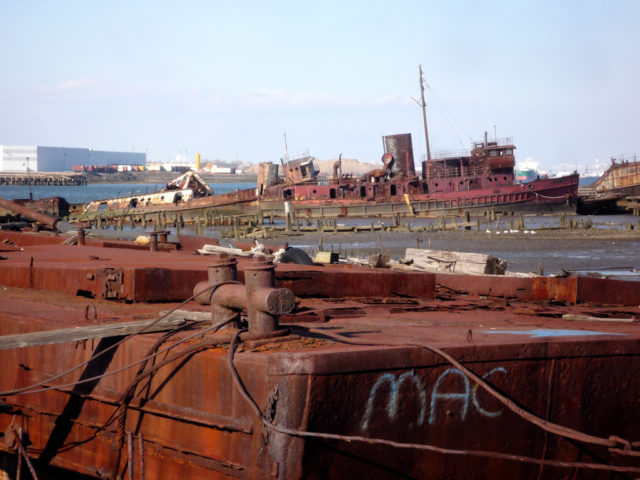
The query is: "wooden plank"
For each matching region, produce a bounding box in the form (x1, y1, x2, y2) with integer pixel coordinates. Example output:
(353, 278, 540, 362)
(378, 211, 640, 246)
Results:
(561, 314, 635, 323)
(405, 248, 507, 275)
(0, 314, 207, 351)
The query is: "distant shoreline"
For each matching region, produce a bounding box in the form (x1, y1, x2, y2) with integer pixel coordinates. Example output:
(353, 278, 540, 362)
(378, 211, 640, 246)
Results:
(85, 171, 258, 184)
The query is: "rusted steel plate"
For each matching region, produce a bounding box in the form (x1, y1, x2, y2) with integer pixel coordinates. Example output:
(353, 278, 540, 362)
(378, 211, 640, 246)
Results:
(574, 276, 640, 305)
(0, 243, 435, 302)
(1, 290, 639, 479)
(1, 232, 640, 478)
(274, 264, 435, 299)
(436, 272, 532, 299)
(533, 276, 640, 306)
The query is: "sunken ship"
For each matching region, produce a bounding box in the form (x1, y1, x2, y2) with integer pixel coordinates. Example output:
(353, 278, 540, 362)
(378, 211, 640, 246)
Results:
(578, 155, 640, 214)
(77, 133, 579, 224)
(257, 132, 579, 217)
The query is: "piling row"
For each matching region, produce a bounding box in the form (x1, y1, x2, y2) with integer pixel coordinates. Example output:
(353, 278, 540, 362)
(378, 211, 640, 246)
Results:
(0, 173, 88, 186)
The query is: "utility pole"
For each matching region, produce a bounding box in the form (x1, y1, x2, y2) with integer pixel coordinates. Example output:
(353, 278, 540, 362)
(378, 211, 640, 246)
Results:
(418, 65, 431, 162)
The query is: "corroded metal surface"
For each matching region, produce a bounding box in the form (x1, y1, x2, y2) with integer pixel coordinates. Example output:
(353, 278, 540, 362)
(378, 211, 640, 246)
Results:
(0, 231, 639, 479)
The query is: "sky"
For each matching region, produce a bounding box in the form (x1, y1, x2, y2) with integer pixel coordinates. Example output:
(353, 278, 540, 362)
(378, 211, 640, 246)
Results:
(0, 0, 638, 173)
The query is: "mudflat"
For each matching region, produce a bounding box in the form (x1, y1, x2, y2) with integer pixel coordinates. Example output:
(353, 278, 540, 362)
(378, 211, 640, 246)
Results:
(279, 227, 640, 277)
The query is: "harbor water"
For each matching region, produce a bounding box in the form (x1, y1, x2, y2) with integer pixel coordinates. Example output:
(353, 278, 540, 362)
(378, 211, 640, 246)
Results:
(0, 182, 255, 204)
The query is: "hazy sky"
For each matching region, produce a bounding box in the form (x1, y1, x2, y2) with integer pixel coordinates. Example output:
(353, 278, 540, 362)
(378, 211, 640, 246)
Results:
(1, 1, 637, 172)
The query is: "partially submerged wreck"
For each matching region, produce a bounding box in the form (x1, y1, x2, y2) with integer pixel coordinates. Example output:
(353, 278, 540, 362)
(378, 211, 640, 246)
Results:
(75, 133, 579, 226)
(0, 210, 639, 478)
(257, 133, 579, 217)
(83, 170, 257, 216)
(578, 155, 640, 214)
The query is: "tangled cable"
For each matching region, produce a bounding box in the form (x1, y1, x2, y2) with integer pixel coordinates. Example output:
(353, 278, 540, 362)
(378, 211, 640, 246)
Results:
(0, 283, 220, 398)
(227, 328, 640, 474)
(109, 314, 237, 480)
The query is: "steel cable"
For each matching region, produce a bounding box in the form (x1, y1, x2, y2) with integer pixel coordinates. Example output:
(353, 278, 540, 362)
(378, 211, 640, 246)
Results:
(228, 329, 640, 474)
(0, 284, 219, 397)
(307, 328, 639, 456)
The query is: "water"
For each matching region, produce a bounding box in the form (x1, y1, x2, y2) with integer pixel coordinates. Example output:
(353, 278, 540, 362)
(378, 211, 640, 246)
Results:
(0, 182, 255, 205)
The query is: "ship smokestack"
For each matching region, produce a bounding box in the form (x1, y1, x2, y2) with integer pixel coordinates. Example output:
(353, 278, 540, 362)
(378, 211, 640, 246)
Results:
(383, 134, 416, 178)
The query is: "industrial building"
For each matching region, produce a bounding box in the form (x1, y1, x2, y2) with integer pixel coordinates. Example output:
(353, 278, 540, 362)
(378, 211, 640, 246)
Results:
(0, 145, 146, 172)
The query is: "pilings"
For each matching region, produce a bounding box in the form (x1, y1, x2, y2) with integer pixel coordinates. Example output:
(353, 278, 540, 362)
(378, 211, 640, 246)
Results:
(0, 173, 87, 186)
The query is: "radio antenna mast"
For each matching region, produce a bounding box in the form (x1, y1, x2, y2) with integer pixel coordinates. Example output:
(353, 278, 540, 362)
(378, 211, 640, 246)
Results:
(418, 65, 431, 161)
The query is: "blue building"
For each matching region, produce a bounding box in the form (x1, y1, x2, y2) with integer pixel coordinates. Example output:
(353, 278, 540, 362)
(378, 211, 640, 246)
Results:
(0, 145, 146, 172)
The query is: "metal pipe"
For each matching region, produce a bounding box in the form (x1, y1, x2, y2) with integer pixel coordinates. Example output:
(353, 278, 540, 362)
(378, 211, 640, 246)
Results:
(0, 197, 71, 232)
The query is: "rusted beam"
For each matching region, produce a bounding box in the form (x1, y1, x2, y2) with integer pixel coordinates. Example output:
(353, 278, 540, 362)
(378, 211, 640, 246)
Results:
(0, 197, 72, 232)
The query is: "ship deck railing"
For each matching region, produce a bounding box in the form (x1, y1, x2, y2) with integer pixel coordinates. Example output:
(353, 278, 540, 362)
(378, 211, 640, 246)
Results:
(426, 165, 486, 178)
(424, 150, 471, 161)
(472, 137, 514, 148)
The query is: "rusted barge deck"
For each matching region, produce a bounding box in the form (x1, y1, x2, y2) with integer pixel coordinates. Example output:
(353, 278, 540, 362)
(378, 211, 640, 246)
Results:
(0, 230, 639, 479)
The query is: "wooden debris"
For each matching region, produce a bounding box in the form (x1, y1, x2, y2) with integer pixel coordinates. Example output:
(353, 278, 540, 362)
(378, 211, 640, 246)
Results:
(561, 314, 635, 323)
(197, 244, 251, 256)
(314, 251, 339, 264)
(404, 248, 507, 275)
(0, 316, 204, 351)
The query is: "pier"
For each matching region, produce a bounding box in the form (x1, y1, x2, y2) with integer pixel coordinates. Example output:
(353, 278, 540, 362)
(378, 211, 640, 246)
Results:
(0, 172, 87, 186)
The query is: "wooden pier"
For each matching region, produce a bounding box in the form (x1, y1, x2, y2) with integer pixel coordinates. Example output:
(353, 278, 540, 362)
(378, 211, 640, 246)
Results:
(0, 172, 87, 186)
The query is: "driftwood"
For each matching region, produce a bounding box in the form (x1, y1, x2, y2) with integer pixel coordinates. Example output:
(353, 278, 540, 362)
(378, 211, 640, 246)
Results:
(404, 248, 507, 275)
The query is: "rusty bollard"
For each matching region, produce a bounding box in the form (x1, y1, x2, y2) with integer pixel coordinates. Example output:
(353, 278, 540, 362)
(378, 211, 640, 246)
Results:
(149, 232, 158, 252)
(244, 255, 280, 335)
(193, 254, 295, 335)
(194, 255, 241, 328)
(76, 227, 86, 246)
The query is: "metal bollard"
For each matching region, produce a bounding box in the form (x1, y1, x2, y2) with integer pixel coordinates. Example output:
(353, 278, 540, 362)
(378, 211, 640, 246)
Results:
(194, 255, 240, 328)
(244, 255, 279, 334)
(193, 254, 295, 335)
(149, 232, 158, 252)
(76, 227, 86, 246)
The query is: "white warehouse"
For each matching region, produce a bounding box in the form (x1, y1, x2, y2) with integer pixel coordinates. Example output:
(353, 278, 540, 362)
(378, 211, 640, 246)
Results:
(0, 145, 146, 172)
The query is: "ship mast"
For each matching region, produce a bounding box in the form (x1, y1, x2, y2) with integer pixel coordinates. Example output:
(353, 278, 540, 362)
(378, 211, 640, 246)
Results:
(418, 65, 432, 162)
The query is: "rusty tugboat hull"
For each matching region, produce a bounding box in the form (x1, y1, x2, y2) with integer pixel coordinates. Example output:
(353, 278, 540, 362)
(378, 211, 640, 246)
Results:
(258, 133, 579, 219)
(0, 221, 639, 479)
(578, 155, 640, 214)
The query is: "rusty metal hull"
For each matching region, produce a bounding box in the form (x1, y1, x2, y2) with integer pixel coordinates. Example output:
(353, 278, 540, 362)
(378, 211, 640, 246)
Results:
(578, 158, 640, 214)
(0, 231, 639, 479)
